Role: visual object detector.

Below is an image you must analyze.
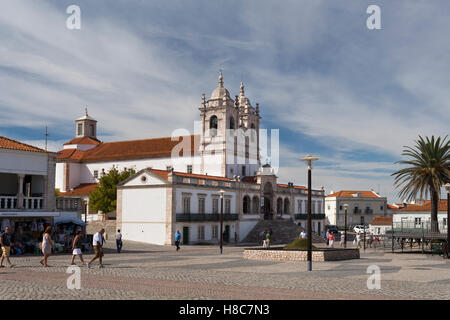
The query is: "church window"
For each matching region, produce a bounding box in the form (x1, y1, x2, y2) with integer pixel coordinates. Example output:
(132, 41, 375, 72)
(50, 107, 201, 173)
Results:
(90, 124, 95, 136)
(77, 123, 83, 136)
(187, 165, 192, 174)
(229, 117, 235, 130)
(250, 123, 256, 142)
(93, 170, 98, 179)
(209, 116, 218, 137)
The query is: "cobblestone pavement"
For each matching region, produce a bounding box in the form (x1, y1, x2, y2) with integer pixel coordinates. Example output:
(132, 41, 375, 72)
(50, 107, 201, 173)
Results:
(0, 240, 449, 300)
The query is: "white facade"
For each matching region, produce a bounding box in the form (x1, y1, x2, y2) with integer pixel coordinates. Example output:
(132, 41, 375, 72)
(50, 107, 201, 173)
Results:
(325, 191, 387, 228)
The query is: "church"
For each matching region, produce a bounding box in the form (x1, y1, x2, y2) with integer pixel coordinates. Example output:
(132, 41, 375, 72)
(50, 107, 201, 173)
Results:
(56, 73, 326, 245)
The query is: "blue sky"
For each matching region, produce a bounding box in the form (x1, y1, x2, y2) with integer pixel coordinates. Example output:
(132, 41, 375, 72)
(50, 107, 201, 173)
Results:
(1, 0, 450, 203)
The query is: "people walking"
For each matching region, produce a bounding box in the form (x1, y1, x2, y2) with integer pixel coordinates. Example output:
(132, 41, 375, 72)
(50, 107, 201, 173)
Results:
(70, 230, 86, 266)
(300, 229, 307, 239)
(175, 229, 181, 251)
(262, 230, 267, 248)
(340, 231, 345, 247)
(116, 229, 123, 253)
(88, 228, 105, 268)
(265, 231, 271, 249)
(328, 232, 335, 248)
(356, 232, 362, 248)
(325, 229, 330, 246)
(367, 232, 373, 248)
(0, 227, 16, 268)
(39, 226, 54, 267)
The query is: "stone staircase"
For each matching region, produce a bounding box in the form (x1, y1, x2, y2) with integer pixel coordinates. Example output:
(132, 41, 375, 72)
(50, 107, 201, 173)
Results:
(86, 220, 117, 240)
(242, 220, 326, 244)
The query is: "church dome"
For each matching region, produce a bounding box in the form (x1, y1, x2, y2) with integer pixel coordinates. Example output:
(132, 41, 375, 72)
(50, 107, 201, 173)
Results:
(210, 72, 231, 100)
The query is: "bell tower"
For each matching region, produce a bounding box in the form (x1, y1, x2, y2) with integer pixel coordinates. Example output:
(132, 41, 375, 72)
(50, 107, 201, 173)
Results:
(75, 108, 97, 139)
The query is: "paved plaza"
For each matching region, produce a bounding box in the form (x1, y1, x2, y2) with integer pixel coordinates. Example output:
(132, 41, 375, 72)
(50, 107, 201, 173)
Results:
(0, 240, 449, 300)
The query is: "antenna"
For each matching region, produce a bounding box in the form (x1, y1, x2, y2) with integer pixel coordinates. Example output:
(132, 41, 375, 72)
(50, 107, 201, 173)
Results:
(45, 126, 49, 151)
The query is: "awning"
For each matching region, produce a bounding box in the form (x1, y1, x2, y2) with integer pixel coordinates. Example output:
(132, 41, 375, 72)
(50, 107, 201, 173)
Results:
(54, 217, 86, 226)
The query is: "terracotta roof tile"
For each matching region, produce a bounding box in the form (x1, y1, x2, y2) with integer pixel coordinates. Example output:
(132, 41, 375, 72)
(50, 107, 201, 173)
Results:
(326, 190, 381, 198)
(398, 200, 448, 212)
(59, 183, 98, 196)
(63, 137, 102, 146)
(0, 136, 47, 153)
(57, 135, 200, 162)
(369, 216, 393, 226)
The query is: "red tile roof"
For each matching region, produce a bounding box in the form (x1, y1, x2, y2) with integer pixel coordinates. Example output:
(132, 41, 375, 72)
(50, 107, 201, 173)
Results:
(174, 171, 232, 181)
(398, 200, 448, 212)
(277, 184, 308, 190)
(59, 183, 98, 196)
(369, 216, 392, 226)
(63, 137, 102, 146)
(58, 135, 200, 162)
(0, 136, 47, 153)
(326, 190, 381, 198)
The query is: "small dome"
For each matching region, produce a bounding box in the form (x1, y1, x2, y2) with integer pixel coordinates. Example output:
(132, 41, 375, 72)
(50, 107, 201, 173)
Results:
(210, 71, 231, 100)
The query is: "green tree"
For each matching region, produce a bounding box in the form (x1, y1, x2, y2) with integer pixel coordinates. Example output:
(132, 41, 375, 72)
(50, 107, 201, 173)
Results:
(89, 168, 135, 214)
(392, 136, 450, 232)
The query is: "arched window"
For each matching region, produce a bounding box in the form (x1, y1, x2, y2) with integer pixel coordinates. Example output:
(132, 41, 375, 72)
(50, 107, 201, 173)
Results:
(209, 116, 218, 137)
(243, 196, 251, 214)
(229, 117, 235, 130)
(252, 196, 259, 213)
(250, 123, 256, 142)
(277, 198, 283, 214)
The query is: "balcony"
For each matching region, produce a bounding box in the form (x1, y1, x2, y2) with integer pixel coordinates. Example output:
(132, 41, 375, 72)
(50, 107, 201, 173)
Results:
(176, 213, 239, 222)
(0, 196, 43, 210)
(294, 213, 326, 220)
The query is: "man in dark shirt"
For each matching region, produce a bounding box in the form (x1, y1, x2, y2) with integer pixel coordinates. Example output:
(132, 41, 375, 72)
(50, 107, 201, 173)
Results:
(0, 227, 16, 268)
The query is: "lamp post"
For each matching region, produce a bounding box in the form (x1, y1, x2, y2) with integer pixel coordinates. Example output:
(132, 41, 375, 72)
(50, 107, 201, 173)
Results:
(301, 154, 319, 272)
(344, 204, 348, 248)
(219, 189, 225, 254)
(444, 183, 450, 259)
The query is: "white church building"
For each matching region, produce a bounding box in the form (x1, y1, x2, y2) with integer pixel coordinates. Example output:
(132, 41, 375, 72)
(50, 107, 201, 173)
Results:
(56, 73, 326, 244)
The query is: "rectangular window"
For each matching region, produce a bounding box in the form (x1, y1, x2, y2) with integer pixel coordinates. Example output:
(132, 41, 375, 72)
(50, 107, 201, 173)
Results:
(198, 197, 205, 214)
(183, 197, 191, 214)
(187, 165, 193, 174)
(198, 226, 205, 240)
(312, 201, 316, 214)
(414, 217, 422, 226)
(90, 124, 94, 136)
(211, 225, 218, 239)
(166, 165, 172, 171)
(77, 123, 83, 136)
(212, 198, 219, 214)
(93, 170, 98, 179)
(242, 166, 246, 176)
(380, 205, 384, 211)
(225, 199, 231, 214)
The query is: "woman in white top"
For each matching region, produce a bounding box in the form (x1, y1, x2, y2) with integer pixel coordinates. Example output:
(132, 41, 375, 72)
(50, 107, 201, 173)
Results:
(40, 226, 54, 267)
(356, 233, 362, 248)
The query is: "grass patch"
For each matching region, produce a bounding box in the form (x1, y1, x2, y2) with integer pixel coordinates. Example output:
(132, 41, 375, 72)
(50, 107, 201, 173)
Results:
(284, 239, 317, 250)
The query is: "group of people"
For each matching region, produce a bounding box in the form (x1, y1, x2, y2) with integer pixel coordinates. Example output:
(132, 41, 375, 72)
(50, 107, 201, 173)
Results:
(261, 229, 272, 248)
(1, 227, 124, 269)
(323, 229, 377, 248)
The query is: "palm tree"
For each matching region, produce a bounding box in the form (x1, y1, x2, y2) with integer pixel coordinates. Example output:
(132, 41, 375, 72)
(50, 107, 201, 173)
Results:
(392, 136, 450, 232)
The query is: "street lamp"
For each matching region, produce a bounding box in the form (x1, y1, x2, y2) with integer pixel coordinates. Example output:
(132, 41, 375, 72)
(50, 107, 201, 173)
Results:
(343, 203, 349, 248)
(219, 189, 225, 254)
(444, 183, 450, 259)
(301, 154, 319, 272)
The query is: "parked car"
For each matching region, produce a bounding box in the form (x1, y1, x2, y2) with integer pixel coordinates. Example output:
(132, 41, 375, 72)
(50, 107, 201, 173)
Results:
(353, 225, 370, 233)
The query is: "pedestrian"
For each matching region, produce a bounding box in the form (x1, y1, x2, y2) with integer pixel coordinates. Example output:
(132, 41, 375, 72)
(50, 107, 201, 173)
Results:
(70, 230, 86, 266)
(328, 232, 335, 248)
(265, 231, 271, 249)
(356, 232, 362, 248)
(174, 229, 181, 251)
(300, 229, 307, 239)
(0, 227, 16, 268)
(325, 229, 330, 246)
(367, 232, 373, 248)
(116, 229, 123, 253)
(88, 228, 105, 268)
(340, 231, 345, 247)
(262, 230, 267, 248)
(39, 226, 54, 267)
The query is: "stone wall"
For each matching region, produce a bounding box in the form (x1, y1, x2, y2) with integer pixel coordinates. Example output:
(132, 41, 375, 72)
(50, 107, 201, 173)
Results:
(243, 248, 360, 262)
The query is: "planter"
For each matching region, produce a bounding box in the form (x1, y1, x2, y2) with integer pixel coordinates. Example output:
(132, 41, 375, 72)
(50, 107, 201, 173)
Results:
(243, 247, 360, 262)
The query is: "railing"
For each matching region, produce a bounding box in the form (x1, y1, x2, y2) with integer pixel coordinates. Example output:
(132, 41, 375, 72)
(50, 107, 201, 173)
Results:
(294, 213, 326, 220)
(23, 197, 43, 209)
(0, 196, 17, 209)
(364, 209, 373, 214)
(176, 213, 239, 222)
(354, 209, 362, 214)
(0, 196, 43, 210)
